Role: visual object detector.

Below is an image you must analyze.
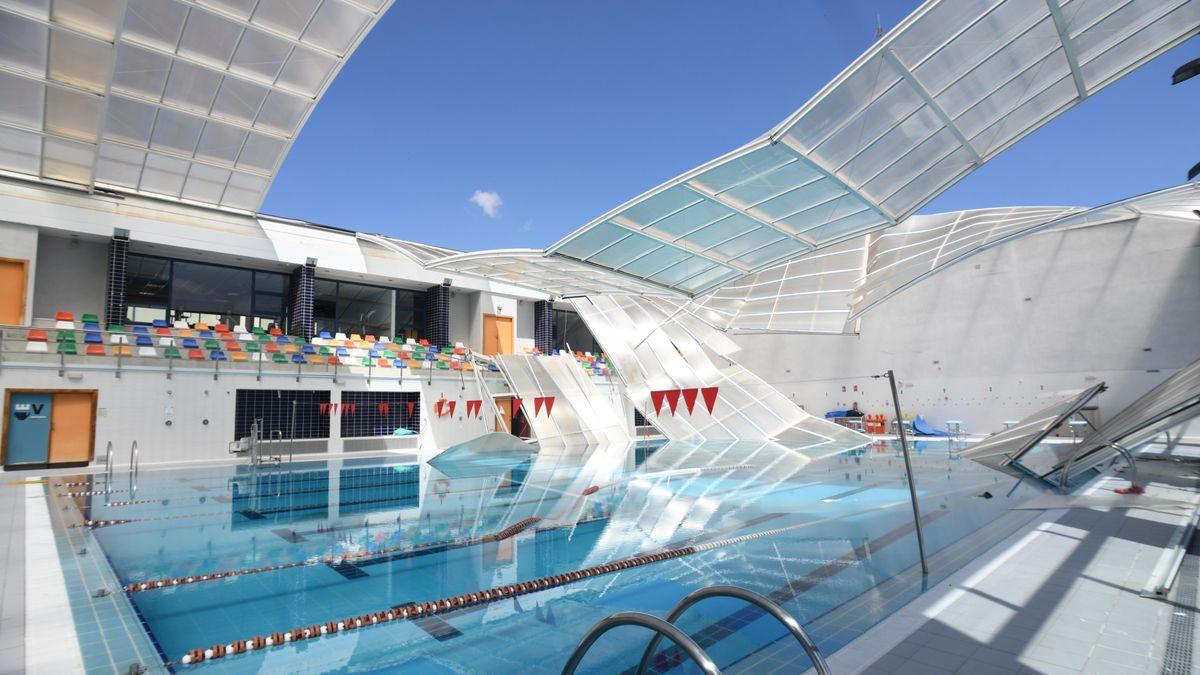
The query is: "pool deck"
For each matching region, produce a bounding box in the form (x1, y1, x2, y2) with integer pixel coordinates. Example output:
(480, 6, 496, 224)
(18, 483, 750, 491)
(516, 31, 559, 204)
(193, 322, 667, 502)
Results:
(824, 458, 1200, 675)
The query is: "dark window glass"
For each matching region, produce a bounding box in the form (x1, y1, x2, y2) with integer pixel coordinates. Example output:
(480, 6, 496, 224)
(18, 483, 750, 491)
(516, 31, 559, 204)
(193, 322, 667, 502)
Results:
(553, 309, 599, 353)
(234, 389, 331, 441)
(337, 282, 393, 337)
(172, 261, 252, 316)
(126, 255, 170, 306)
(254, 271, 288, 294)
(313, 279, 338, 324)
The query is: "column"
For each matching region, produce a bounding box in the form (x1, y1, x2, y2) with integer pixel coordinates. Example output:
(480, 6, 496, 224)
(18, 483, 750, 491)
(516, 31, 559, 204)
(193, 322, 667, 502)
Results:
(104, 229, 129, 326)
(424, 283, 450, 347)
(534, 300, 554, 353)
(289, 258, 316, 339)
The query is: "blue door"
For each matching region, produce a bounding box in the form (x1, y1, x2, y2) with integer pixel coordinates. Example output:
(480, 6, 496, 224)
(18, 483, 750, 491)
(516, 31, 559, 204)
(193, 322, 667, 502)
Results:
(6, 392, 51, 465)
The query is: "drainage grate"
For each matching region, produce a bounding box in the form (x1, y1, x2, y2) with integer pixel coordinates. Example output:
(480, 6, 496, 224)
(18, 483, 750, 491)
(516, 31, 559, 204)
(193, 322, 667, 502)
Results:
(1161, 533, 1198, 674)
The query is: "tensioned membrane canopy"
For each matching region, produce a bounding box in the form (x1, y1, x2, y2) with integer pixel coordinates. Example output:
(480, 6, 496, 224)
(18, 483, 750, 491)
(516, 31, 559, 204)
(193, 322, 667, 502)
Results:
(425, 249, 679, 297)
(547, 0, 1200, 296)
(0, 0, 391, 211)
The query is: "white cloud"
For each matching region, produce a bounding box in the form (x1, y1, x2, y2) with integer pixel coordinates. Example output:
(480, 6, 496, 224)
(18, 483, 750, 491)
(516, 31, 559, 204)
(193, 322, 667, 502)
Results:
(519, 220, 534, 232)
(469, 190, 503, 218)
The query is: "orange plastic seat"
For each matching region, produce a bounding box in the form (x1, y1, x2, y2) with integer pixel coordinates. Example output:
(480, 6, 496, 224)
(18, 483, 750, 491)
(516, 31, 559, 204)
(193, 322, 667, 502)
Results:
(187, 349, 204, 360)
(113, 345, 132, 356)
(194, 322, 210, 331)
(55, 311, 73, 321)
(27, 329, 48, 342)
(283, 344, 299, 354)
(327, 356, 342, 366)
(364, 334, 377, 343)
(218, 331, 233, 340)
(419, 339, 430, 347)
(307, 355, 324, 365)
(85, 344, 106, 356)
(269, 327, 283, 336)
(376, 358, 391, 368)
(264, 343, 280, 353)
(224, 340, 241, 351)
(230, 351, 249, 362)
(214, 323, 229, 332)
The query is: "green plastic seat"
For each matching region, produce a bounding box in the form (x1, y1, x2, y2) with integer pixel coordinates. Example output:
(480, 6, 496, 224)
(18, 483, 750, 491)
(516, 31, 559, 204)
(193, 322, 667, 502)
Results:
(107, 323, 126, 333)
(57, 331, 76, 343)
(204, 339, 220, 349)
(81, 313, 99, 324)
(163, 347, 181, 359)
(319, 346, 332, 356)
(293, 337, 307, 345)
(272, 353, 287, 364)
(251, 326, 266, 335)
(257, 334, 271, 342)
(437, 361, 449, 370)
(360, 358, 373, 367)
(57, 342, 77, 355)
(245, 342, 261, 352)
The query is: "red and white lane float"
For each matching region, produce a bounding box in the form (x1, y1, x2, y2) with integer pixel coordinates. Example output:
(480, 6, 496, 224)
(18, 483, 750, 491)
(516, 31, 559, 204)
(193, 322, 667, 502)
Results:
(126, 518, 543, 594)
(175, 545, 698, 665)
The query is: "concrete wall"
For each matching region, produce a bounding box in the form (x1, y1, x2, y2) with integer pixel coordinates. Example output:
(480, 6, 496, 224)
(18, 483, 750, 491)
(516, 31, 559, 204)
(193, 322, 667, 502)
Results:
(0, 221, 38, 325)
(732, 213, 1200, 434)
(31, 234, 107, 321)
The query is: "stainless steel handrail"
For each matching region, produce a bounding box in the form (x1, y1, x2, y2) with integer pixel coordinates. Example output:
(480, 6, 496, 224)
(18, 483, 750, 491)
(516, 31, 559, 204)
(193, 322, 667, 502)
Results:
(129, 440, 139, 477)
(561, 611, 719, 675)
(636, 585, 830, 675)
(104, 440, 114, 483)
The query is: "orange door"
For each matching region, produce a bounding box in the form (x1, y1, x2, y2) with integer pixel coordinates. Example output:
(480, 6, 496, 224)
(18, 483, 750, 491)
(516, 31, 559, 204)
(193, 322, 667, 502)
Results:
(482, 314, 514, 355)
(495, 397, 513, 433)
(0, 258, 27, 325)
(48, 392, 95, 464)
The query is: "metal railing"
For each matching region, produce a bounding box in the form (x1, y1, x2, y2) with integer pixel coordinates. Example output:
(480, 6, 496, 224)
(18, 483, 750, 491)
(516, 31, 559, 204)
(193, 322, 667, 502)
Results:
(128, 440, 139, 476)
(562, 585, 829, 675)
(103, 440, 114, 484)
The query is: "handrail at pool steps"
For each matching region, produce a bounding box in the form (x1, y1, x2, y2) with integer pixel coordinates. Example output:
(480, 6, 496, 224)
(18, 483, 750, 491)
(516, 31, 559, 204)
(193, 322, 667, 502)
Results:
(562, 584, 830, 675)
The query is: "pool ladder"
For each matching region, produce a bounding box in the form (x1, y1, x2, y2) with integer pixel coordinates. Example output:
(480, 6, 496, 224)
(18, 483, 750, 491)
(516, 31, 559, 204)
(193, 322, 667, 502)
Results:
(561, 584, 830, 675)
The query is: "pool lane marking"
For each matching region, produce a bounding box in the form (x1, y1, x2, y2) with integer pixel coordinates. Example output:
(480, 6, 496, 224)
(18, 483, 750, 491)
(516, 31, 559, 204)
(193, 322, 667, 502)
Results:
(121, 517, 542, 593)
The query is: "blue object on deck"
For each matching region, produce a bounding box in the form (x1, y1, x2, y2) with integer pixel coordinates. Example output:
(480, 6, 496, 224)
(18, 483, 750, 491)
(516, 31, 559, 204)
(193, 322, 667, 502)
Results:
(911, 415, 949, 436)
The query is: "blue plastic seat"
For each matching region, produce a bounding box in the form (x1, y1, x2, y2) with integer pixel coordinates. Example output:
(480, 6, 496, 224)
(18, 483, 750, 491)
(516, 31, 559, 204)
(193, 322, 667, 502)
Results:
(198, 330, 214, 339)
(290, 354, 307, 364)
(488, 364, 500, 372)
(152, 319, 168, 328)
(209, 350, 227, 361)
(84, 332, 102, 344)
(319, 331, 332, 339)
(368, 349, 381, 358)
(336, 347, 350, 357)
(301, 344, 316, 354)
(394, 359, 407, 369)
(276, 336, 290, 345)
(135, 335, 153, 347)
(132, 325, 149, 335)
(182, 338, 199, 349)
(82, 322, 101, 331)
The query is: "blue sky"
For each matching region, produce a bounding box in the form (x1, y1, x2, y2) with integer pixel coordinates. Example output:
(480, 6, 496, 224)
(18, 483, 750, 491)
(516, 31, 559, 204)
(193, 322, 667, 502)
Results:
(263, 1, 1199, 251)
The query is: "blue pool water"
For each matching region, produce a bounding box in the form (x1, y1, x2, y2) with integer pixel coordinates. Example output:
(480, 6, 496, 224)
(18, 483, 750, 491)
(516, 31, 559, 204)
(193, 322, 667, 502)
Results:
(57, 437, 1042, 673)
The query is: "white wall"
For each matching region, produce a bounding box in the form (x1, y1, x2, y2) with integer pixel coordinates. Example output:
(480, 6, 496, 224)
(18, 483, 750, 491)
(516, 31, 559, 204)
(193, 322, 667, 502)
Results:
(732, 213, 1200, 434)
(0, 221, 38, 325)
(31, 234, 106, 321)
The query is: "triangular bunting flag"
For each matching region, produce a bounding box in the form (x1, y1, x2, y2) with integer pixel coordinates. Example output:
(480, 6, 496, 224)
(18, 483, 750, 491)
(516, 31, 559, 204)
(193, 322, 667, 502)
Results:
(681, 388, 698, 414)
(664, 389, 681, 415)
(650, 390, 666, 415)
(319, 402, 328, 416)
(434, 399, 443, 416)
(534, 397, 545, 417)
(513, 398, 523, 414)
(700, 386, 719, 414)
(543, 396, 555, 416)
(447, 401, 456, 417)
(378, 402, 389, 416)
(406, 401, 416, 417)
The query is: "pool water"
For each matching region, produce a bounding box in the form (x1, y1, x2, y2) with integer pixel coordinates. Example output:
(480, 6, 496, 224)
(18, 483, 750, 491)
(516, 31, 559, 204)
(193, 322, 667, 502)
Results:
(56, 437, 1042, 673)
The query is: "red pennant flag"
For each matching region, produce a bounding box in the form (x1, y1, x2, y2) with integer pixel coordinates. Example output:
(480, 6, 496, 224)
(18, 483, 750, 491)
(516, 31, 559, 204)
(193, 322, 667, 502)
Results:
(650, 390, 666, 415)
(681, 388, 698, 414)
(664, 389, 681, 415)
(447, 401, 456, 417)
(406, 401, 416, 417)
(534, 397, 545, 417)
(331, 403, 339, 416)
(543, 396, 555, 416)
(378, 402, 389, 416)
(434, 399, 443, 416)
(348, 403, 356, 416)
(513, 397, 523, 413)
(319, 402, 329, 416)
(700, 386, 719, 414)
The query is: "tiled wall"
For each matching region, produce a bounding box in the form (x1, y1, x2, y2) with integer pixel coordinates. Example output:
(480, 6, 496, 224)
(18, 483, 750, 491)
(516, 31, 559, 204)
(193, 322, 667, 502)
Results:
(234, 389, 331, 440)
(288, 263, 315, 339)
(339, 390, 420, 438)
(533, 300, 554, 353)
(103, 235, 128, 326)
(424, 284, 450, 346)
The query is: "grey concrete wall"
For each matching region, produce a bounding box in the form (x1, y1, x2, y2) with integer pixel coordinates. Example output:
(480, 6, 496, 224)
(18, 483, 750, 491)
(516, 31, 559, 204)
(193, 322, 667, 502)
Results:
(731, 212, 1200, 434)
(31, 235, 106, 322)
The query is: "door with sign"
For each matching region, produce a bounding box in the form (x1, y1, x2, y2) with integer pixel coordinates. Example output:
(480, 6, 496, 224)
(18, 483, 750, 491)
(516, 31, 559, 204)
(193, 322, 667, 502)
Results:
(4, 392, 51, 466)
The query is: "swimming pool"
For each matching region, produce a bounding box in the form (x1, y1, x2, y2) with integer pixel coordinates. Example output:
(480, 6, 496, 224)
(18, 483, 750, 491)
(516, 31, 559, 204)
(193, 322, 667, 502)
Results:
(47, 437, 1042, 673)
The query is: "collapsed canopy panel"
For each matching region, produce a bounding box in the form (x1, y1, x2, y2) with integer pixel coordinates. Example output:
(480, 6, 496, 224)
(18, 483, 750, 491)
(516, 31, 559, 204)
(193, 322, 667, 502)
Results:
(0, 0, 391, 210)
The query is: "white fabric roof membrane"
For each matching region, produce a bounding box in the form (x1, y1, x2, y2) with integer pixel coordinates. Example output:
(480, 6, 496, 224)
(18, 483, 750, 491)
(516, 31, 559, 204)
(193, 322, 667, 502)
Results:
(425, 249, 682, 297)
(546, 0, 1200, 296)
(678, 183, 1199, 334)
(0, 0, 391, 211)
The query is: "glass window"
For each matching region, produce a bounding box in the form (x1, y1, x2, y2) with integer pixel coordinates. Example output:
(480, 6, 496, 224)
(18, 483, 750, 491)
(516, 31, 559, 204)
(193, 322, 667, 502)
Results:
(553, 309, 599, 354)
(126, 255, 170, 307)
(337, 281, 393, 337)
(172, 261, 253, 317)
(254, 271, 288, 294)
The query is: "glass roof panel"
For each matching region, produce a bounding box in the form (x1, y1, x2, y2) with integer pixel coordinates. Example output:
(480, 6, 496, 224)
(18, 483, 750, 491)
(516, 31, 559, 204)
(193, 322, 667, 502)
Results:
(0, 0, 392, 210)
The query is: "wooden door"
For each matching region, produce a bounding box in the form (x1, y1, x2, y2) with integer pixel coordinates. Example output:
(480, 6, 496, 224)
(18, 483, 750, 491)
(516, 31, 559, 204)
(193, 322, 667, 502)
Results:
(482, 313, 514, 355)
(0, 258, 27, 325)
(495, 397, 513, 433)
(48, 392, 96, 465)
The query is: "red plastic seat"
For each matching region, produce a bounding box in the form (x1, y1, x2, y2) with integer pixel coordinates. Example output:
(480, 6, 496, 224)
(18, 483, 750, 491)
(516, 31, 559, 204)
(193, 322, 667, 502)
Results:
(55, 311, 73, 321)
(327, 356, 342, 366)
(224, 340, 241, 351)
(187, 349, 204, 360)
(214, 323, 229, 332)
(85, 344, 105, 356)
(264, 343, 280, 353)
(419, 339, 430, 347)
(269, 327, 283, 336)
(27, 329, 48, 342)
(155, 327, 171, 336)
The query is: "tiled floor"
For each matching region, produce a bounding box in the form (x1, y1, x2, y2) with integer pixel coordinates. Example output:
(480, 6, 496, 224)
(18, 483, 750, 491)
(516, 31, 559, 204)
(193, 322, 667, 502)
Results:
(826, 461, 1200, 674)
(0, 478, 25, 674)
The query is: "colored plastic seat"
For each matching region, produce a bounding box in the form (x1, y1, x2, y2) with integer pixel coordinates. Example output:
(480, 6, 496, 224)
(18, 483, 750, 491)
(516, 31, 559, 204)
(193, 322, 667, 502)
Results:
(57, 331, 76, 343)
(326, 356, 342, 366)
(82, 322, 101, 331)
(25, 341, 48, 353)
(245, 342, 261, 352)
(269, 327, 282, 336)
(194, 322, 210, 330)
(237, 332, 253, 342)
(155, 327, 171, 336)
(57, 342, 76, 355)
(27, 329, 48, 342)
(419, 339, 430, 347)
(224, 340, 241, 351)
(214, 323, 228, 332)
(283, 344, 299, 354)
(81, 313, 99, 324)
(113, 345, 132, 357)
(335, 332, 348, 341)
(187, 349, 204, 360)
(109, 333, 128, 344)
(132, 326, 149, 335)
(264, 343, 280, 353)
(137, 346, 157, 357)
(290, 354, 307, 364)
(55, 311, 73, 322)
(163, 347, 181, 359)
(318, 346, 332, 356)
(271, 353, 287, 363)
(232, 324, 247, 334)
(173, 320, 189, 329)
(251, 326, 266, 335)
(218, 331, 233, 340)
(182, 338, 199, 349)
(301, 344, 316, 355)
(368, 349, 381, 358)
(319, 331, 332, 339)
(336, 347, 350, 357)
(293, 337, 307, 345)
(152, 319, 168, 328)
(85, 344, 106, 356)
(204, 339, 220, 350)
(307, 355, 324, 365)
(209, 350, 227, 361)
(84, 332, 102, 344)
(375, 358, 391, 368)
(135, 335, 153, 347)
(198, 330, 214, 339)
(158, 337, 175, 347)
